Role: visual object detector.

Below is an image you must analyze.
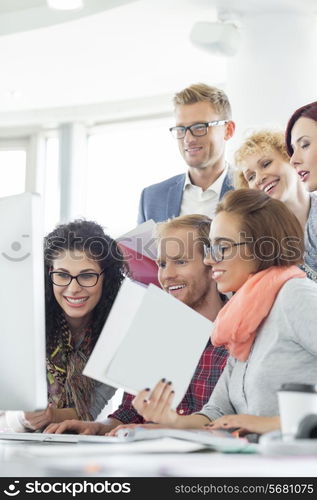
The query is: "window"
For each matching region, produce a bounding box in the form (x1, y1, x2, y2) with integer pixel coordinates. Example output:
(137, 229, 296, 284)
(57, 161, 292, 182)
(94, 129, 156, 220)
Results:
(0, 149, 26, 198)
(86, 116, 184, 238)
(43, 136, 60, 234)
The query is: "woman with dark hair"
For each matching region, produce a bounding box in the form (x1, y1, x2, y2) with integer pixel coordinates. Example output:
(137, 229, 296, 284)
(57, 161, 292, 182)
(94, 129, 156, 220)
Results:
(23, 219, 126, 430)
(127, 190, 317, 438)
(285, 101, 317, 192)
(234, 129, 317, 276)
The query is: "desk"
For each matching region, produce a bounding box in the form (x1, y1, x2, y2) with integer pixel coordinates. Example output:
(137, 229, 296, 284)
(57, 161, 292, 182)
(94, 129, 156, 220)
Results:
(1, 439, 317, 477)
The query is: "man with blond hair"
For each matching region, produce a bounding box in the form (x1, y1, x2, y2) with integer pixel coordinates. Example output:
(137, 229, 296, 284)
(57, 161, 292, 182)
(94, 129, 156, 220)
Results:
(137, 83, 235, 224)
(45, 214, 228, 436)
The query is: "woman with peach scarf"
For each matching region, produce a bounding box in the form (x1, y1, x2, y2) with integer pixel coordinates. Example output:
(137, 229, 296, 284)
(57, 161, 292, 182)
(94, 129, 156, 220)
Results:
(127, 190, 317, 439)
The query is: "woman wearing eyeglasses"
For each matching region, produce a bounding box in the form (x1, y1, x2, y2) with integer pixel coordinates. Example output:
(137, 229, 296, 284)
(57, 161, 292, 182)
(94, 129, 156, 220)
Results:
(22, 220, 126, 431)
(234, 129, 317, 278)
(129, 189, 317, 438)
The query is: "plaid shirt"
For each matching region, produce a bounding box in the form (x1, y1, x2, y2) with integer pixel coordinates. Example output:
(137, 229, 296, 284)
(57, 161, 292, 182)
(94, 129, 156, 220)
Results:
(108, 340, 228, 424)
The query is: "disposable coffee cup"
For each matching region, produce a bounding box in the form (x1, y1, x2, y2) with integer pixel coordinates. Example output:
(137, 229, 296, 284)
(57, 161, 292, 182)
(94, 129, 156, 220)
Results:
(278, 383, 317, 441)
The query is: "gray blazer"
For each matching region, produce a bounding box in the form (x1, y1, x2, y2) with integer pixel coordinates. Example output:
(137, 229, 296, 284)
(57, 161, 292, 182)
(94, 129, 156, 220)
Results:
(137, 171, 233, 224)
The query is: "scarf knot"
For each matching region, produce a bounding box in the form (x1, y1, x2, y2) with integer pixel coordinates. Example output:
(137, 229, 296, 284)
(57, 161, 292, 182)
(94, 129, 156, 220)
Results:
(212, 266, 306, 361)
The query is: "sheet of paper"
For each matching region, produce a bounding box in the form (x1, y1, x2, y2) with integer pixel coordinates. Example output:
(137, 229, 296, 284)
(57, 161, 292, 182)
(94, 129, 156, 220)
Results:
(84, 279, 146, 384)
(84, 280, 213, 407)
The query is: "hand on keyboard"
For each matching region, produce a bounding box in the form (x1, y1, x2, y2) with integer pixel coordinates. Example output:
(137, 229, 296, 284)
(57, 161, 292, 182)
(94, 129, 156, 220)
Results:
(205, 414, 280, 436)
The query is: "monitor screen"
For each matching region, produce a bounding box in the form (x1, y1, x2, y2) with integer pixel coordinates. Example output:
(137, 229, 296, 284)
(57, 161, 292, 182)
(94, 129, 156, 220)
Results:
(0, 192, 47, 410)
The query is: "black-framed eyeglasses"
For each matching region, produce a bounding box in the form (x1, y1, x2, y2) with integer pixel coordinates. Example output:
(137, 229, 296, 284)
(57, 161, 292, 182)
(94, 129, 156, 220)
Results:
(203, 242, 249, 263)
(49, 271, 104, 287)
(169, 120, 228, 139)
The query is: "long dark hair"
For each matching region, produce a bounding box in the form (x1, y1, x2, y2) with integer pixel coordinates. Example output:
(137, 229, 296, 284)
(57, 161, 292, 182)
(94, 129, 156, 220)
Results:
(285, 101, 317, 156)
(44, 219, 127, 352)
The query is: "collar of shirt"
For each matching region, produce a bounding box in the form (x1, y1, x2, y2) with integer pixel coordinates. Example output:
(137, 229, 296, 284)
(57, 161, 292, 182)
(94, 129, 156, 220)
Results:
(183, 166, 228, 195)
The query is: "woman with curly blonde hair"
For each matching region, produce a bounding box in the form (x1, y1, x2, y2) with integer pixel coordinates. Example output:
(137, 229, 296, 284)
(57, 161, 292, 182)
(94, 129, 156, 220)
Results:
(233, 129, 317, 277)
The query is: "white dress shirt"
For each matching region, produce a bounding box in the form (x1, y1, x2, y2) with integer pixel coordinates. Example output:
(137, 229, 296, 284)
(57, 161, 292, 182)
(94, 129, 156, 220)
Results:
(179, 168, 228, 219)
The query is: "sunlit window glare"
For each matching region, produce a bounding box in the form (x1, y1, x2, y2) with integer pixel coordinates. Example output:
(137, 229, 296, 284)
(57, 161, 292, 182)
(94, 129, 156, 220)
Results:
(86, 117, 184, 238)
(0, 150, 26, 198)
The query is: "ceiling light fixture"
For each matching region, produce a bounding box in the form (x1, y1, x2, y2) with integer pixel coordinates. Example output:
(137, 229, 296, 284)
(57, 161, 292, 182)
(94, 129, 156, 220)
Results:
(190, 21, 241, 57)
(47, 0, 84, 10)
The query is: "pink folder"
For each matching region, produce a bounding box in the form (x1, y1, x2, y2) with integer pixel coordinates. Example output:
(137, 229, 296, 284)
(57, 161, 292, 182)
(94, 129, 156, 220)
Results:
(117, 220, 161, 287)
(117, 243, 160, 287)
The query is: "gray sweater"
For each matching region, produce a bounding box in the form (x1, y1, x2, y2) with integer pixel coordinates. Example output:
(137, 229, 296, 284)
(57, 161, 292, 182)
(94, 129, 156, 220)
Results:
(305, 192, 317, 273)
(198, 277, 317, 421)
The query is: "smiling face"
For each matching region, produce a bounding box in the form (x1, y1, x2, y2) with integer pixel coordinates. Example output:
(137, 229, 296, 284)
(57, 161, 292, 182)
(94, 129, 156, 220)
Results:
(204, 211, 258, 293)
(157, 227, 213, 309)
(241, 149, 300, 203)
(290, 117, 317, 191)
(174, 101, 233, 174)
(51, 250, 104, 330)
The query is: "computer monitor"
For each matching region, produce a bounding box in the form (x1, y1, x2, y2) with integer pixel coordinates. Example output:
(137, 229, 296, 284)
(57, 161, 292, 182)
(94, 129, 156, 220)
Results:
(0, 192, 47, 410)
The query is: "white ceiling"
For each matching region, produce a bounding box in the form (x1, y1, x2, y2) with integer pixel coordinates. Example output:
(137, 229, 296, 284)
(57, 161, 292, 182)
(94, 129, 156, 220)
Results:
(0, 0, 225, 118)
(0, 0, 138, 34)
(0, 0, 316, 125)
(0, 0, 43, 14)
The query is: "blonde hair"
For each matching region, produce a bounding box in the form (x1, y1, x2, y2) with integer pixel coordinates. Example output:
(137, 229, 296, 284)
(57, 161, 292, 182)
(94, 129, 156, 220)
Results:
(173, 83, 231, 119)
(234, 130, 289, 189)
(156, 214, 211, 256)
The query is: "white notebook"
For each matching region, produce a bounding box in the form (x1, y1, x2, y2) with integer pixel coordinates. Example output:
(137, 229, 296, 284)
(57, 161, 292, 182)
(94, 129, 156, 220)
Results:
(83, 279, 213, 408)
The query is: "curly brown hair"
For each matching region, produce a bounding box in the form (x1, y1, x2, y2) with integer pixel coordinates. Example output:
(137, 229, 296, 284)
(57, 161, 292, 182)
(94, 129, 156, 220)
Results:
(44, 219, 127, 352)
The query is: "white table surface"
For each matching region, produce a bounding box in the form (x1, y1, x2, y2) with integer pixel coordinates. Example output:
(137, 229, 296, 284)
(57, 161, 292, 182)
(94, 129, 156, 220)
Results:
(1, 438, 317, 478)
